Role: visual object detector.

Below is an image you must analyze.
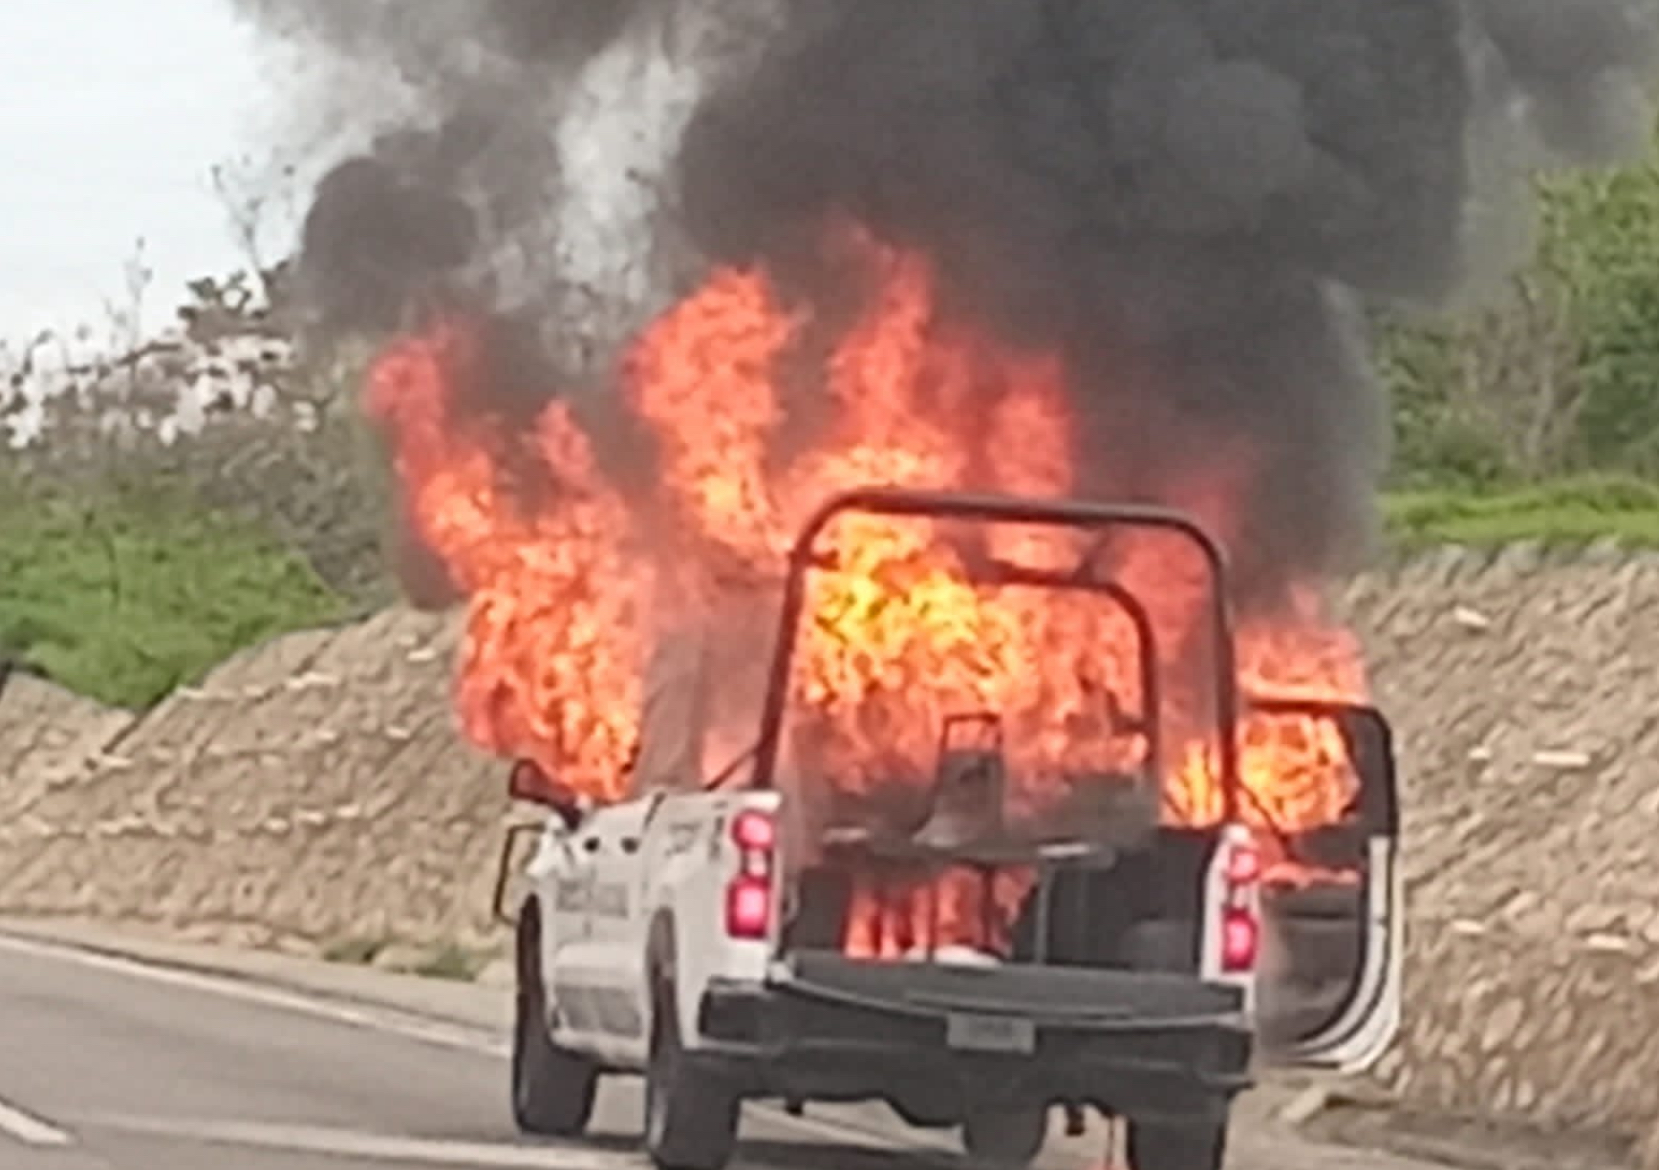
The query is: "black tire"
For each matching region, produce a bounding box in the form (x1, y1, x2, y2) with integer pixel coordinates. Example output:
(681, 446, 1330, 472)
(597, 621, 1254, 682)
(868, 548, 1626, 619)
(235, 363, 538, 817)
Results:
(961, 1106, 1047, 1170)
(644, 978, 740, 1170)
(511, 921, 597, 1136)
(1126, 1118, 1228, 1170)
(887, 1097, 958, 1129)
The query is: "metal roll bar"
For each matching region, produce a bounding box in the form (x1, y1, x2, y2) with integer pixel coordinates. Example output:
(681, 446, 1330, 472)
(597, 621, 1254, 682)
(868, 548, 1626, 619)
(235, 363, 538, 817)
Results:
(749, 486, 1241, 823)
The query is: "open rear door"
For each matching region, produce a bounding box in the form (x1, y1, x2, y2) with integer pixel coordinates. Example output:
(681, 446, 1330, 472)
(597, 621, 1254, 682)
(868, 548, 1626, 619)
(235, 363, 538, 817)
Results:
(1246, 700, 1401, 1075)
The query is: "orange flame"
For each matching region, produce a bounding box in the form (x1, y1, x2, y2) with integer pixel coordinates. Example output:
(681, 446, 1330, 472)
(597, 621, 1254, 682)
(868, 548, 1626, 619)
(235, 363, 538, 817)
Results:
(365, 230, 1368, 953)
(367, 325, 645, 802)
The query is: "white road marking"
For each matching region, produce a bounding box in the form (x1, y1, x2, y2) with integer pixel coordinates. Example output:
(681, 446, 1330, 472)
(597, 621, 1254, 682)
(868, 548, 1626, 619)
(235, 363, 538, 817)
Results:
(0, 933, 1431, 1170)
(0, 932, 508, 1058)
(0, 931, 956, 1158)
(90, 1116, 641, 1167)
(0, 1095, 72, 1147)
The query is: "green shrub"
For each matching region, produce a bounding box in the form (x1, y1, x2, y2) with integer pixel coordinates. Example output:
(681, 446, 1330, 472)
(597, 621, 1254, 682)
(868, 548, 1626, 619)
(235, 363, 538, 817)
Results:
(321, 935, 390, 966)
(1383, 124, 1659, 487)
(1383, 475, 1659, 550)
(0, 474, 347, 708)
(413, 943, 487, 982)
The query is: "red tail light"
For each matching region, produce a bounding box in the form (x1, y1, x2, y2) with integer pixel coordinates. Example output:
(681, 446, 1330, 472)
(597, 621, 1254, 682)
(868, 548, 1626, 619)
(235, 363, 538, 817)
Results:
(1221, 907, 1260, 971)
(1224, 840, 1262, 886)
(731, 809, 776, 854)
(726, 877, 772, 939)
(1216, 828, 1262, 975)
(725, 808, 777, 941)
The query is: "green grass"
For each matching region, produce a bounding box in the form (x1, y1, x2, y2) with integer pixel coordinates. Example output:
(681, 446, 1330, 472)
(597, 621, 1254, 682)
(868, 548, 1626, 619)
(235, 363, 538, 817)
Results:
(0, 475, 348, 709)
(411, 943, 488, 982)
(1382, 474, 1659, 551)
(6, 460, 1659, 714)
(319, 935, 489, 981)
(321, 935, 390, 966)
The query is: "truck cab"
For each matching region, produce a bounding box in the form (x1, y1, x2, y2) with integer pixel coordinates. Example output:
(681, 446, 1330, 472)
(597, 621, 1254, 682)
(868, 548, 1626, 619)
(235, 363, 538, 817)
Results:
(494, 487, 1403, 1170)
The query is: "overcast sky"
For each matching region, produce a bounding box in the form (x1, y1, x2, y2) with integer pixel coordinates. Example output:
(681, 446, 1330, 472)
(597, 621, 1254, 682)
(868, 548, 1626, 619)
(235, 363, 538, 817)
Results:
(0, 0, 278, 342)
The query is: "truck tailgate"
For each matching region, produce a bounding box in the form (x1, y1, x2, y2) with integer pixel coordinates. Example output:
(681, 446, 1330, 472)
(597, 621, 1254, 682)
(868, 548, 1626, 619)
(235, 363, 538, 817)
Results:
(776, 949, 1244, 1029)
(698, 949, 1254, 1110)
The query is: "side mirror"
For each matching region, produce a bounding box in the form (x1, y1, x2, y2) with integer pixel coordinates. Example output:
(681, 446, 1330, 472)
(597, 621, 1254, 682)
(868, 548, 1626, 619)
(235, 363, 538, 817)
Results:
(509, 758, 583, 831)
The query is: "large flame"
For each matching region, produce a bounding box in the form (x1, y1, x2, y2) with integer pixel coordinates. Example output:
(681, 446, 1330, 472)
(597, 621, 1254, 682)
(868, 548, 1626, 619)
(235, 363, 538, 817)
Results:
(366, 231, 1367, 953)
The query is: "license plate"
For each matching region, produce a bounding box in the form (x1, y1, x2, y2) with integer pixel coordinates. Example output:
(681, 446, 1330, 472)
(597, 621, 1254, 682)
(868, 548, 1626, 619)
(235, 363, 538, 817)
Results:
(946, 1013, 1037, 1054)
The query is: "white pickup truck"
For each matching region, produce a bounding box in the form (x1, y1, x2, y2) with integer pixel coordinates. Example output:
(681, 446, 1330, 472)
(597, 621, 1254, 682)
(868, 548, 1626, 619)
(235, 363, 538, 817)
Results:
(492, 488, 1402, 1170)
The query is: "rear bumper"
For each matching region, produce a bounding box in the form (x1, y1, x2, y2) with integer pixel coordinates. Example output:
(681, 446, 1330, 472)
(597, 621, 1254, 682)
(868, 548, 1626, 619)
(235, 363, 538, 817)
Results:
(693, 976, 1253, 1122)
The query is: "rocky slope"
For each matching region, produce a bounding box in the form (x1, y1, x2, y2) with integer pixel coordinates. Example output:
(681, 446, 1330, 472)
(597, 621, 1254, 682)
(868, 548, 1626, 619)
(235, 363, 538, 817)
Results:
(2, 546, 1657, 1161)
(1338, 545, 1659, 1164)
(0, 610, 504, 952)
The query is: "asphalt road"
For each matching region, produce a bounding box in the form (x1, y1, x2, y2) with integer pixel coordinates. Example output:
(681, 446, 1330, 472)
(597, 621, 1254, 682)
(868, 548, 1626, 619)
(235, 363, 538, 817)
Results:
(0, 931, 1448, 1170)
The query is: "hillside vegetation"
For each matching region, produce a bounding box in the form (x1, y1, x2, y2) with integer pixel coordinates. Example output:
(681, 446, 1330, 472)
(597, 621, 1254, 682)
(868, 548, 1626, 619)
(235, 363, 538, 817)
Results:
(5, 133, 1659, 707)
(1384, 144, 1659, 488)
(1383, 475, 1659, 551)
(0, 471, 345, 708)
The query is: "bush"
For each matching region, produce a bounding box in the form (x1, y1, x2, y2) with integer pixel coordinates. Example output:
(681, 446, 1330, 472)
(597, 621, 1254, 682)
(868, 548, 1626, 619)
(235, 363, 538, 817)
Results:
(1383, 474, 1659, 551)
(1383, 126, 1659, 487)
(0, 474, 347, 708)
(6, 456, 1658, 716)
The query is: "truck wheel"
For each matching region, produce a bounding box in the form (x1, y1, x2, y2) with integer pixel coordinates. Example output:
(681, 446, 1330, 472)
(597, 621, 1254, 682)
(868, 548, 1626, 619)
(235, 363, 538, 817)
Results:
(644, 978, 739, 1170)
(962, 1106, 1047, 1170)
(888, 1097, 958, 1129)
(1126, 1118, 1227, 1170)
(511, 929, 596, 1136)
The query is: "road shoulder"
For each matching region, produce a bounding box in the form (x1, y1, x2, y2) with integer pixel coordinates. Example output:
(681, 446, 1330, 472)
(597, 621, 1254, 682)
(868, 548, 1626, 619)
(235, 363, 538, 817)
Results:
(0, 915, 509, 1033)
(0, 914, 1496, 1170)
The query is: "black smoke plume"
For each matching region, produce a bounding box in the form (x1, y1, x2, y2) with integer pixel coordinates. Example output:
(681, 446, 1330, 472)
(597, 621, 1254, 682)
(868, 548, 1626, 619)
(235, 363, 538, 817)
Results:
(678, 0, 1658, 598)
(230, 0, 663, 344)
(239, 0, 1658, 604)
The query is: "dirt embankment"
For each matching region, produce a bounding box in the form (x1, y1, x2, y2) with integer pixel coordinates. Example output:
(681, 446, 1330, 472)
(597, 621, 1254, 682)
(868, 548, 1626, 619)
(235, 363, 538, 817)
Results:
(2, 547, 1657, 1160)
(0, 610, 506, 952)
(1337, 545, 1659, 1165)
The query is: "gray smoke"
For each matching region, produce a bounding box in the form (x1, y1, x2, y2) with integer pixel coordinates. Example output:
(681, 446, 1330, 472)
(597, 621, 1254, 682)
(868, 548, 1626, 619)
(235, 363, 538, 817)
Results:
(233, 0, 639, 68)
(677, 0, 1659, 599)
(239, 0, 1659, 604)
(229, 0, 671, 347)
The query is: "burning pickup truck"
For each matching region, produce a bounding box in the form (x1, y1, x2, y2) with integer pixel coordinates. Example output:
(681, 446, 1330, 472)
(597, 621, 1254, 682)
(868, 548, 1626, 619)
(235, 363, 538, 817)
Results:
(492, 486, 1401, 1170)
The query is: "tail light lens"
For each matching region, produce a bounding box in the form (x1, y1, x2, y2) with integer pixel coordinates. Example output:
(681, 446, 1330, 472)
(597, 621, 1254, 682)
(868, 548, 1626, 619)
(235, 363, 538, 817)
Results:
(725, 808, 776, 940)
(725, 877, 772, 939)
(731, 809, 776, 855)
(1224, 839, 1262, 886)
(1216, 828, 1262, 975)
(1221, 907, 1260, 971)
